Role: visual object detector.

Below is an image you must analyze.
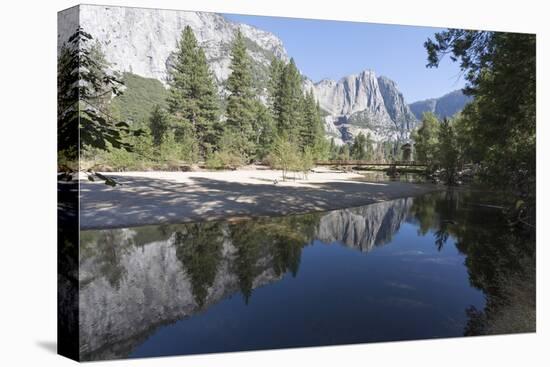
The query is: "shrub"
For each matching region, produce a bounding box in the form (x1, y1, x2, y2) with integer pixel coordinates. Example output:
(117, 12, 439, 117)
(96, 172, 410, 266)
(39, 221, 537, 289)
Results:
(268, 135, 304, 180)
(205, 149, 245, 170)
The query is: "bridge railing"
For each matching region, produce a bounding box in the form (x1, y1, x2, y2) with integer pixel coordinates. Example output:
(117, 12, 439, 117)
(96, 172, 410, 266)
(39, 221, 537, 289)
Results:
(315, 160, 427, 167)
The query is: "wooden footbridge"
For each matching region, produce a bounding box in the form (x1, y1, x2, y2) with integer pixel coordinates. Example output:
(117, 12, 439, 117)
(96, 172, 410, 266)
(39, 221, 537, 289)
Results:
(315, 160, 427, 168)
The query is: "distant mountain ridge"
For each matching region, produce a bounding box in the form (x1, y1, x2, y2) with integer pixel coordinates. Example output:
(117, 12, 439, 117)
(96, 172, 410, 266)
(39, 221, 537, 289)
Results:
(409, 90, 472, 120)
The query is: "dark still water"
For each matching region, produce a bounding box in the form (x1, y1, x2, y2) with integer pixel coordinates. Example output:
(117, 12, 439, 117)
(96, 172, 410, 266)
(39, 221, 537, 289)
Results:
(78, 189, 535, 361)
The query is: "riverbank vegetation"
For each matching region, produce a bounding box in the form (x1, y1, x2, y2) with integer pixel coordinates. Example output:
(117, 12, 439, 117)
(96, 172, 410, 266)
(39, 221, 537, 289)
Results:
(415, 29, 536, 334)
(415, 30, 535, 211)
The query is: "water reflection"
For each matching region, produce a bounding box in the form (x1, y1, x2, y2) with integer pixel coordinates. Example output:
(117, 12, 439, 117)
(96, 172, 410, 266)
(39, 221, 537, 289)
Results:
(79, 190, 535, 360)
(408, 190, 536, 335)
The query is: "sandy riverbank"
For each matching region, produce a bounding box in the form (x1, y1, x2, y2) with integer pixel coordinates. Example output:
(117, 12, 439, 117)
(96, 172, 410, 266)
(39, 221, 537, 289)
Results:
(79, 167, 440, 229)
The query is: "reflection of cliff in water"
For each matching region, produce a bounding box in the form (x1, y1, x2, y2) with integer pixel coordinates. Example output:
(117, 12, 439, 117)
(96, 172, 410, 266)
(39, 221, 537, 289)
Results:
(78, 198, 412, 360)
(317, 198, 412, 251)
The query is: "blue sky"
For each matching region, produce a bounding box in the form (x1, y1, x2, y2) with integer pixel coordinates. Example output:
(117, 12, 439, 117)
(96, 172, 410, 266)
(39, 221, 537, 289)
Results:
(224, 14, 466, 103)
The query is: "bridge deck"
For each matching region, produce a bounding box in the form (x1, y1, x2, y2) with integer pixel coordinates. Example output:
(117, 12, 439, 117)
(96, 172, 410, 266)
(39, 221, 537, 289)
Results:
(315, 160, 427, 167)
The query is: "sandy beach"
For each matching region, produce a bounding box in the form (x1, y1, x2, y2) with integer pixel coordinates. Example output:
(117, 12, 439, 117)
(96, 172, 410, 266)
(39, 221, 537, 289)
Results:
(79, 167, 440, 229)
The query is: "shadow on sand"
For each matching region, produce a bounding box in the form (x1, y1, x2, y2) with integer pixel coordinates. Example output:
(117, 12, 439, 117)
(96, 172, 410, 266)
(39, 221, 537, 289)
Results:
(79, 175, 438, 229)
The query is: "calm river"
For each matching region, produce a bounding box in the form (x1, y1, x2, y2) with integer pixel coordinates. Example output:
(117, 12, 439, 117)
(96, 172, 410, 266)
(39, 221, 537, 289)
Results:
(78, 189, 534, 360)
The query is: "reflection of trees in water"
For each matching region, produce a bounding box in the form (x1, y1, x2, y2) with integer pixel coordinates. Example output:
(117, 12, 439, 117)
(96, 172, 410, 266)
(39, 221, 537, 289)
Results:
(173, 223, 224, 308)
(230, 213, 321, 303)
(81, 230, 133, 289)
(409, 190, 536, 335)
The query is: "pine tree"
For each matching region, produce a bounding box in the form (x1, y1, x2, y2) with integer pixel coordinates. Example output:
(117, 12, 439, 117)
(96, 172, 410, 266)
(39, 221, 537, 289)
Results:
(252, 100, 276, 160)
(437, 118, 459, 184)
(268, 57, 285, 117)
(225, 30, 257, 159)
(277, 58, 303, 135)
(351, 132, 367, 160)
(58, 28, 137, 159)
(149, 105, 169, 147)
(299, 89, 325, 152)
(168, 25, 220, 159)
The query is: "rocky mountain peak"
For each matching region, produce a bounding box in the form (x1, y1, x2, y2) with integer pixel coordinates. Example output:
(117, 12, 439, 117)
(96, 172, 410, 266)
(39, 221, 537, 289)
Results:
(303, 69, 417, 144)
(377, 75, 418, 133)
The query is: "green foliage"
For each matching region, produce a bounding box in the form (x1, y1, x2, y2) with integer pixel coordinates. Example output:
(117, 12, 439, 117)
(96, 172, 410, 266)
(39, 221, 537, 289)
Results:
(410, 190, 535, 335)
(268, 135, 303, 180)
(58, 28, 144, 186)
(267, 60, 326, 161)
(252, 100, 277, 160)
(69, 26, 337, 172)
(329, 138, 339, 160)
(168, 25, 220, 158)
(268, 57, 285, 114)
(204, 128, 247, 169)
(58, 28, 140, 160)
(205, 149, 245, 170)
(174, 223, 224, 307)
(225, 29, 257, 160)
(299, 90, 326, 155)
(311, 134, 331, 161)
(275, 59, 303, 136)
(437, 119, 460, 184)
(350, 132, 374, 160)
(411, 112, 440, 165)
(160, 130, 199, 164)
(301, 147, 315, 179)
(228, 213, 321, 302)
(412, 112, 463, 184)
(272, 58, 303, 135)
(338, 144, 350, 161)
(94, 129, 199, 170)
(149, 105, 169, 147)
(110, 72, 169, 127)
(90, 132, 153, 171)
(426, 30, 535, 205)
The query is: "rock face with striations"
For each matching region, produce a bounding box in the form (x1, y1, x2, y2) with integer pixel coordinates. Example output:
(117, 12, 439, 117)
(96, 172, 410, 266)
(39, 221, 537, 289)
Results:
(304, 72, 418, 144)
(378, 76, 418, 133)
(58, 4, 289, 96)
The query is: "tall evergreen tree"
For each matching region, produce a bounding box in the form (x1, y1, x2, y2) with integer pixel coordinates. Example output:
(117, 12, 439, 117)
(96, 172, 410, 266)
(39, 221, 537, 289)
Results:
(351, 132, 367, 160)
(277, 58, 303, 135)
(437, 118, 460, 185)
(252, 100, 276, 160)
(168, 25, 220, 159)
(268, 57, 285, 117)
(225, 30, 257, 159)
(58, 28, 137, 160)
(299, 89, 325, 152)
